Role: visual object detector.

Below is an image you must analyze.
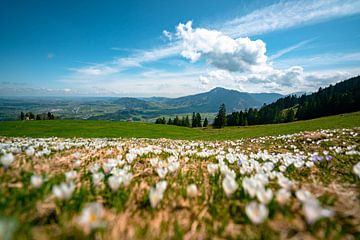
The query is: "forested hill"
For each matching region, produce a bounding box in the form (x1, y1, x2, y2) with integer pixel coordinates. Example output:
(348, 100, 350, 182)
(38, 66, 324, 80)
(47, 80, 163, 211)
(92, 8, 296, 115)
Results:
(226, 75, 360, 126)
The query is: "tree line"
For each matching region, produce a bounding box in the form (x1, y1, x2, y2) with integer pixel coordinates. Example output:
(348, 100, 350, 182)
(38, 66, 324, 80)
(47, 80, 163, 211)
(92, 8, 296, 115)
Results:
(155, 112, 209, 128)
(20, 112, 57, 120)
(213, 75, 360, 128)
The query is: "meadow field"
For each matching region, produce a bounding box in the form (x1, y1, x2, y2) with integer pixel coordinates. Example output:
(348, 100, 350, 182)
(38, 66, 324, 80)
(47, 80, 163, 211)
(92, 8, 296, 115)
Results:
(0, 111, 360, 140)
(0, 112, 360, 239)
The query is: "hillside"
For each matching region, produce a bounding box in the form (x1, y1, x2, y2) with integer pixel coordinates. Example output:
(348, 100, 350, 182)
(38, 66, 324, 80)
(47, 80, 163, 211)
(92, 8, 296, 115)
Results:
(225, 75, 360, 127)
(0, 111, 359, 140)
(0, 88, 283, 121)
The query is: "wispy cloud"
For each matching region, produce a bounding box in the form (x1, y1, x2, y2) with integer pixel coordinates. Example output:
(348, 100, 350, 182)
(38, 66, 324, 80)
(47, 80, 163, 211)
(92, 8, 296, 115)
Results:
(221, 0, 360, 37)
(274, 52, 360, 69)
(71, 44, 181, 77)
(269, 38, 316, 61)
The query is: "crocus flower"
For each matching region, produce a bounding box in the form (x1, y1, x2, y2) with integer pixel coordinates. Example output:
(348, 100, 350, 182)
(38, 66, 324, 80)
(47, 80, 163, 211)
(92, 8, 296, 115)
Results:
(156, 167, 168, 179)
(167, 161, 180, 173)
(149, 181, 167, 208)
(187, 184, 198, 198)
(92, 172, 104, 187)
(108, 175, 120, 192)
(256, 188, 273, 204)
(353, 162, 360, 178)
(303, 199, 333, 224)
(52, 182, 75, 200)
(276, 188, 291, 205)
(207, 163, 219, 176)
(245, 201, 268, 224)
(65, 170, 77, 182)
(25, 147, 35, 157)
(77, 202, 105, 233)
(222, 175, 238, 197)
(30, 175, 43, 188)
(1, 153, 14, 168)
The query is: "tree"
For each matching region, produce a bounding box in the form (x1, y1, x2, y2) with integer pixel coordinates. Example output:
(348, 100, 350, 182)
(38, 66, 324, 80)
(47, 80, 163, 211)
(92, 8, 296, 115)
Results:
(191, 112, 196, 128)
(196, 113, 202, 127)
(213, 104, 226, 128)
(155, 118, 162, 124)
(29, 112, 35, 120)
(203, 118, 208, 127)
(20, 112, 25, 120)
(167, 118, 173, 125)
(174, 116, 180, 126)
(184, 115, 190, 127)
(286, 109, 295, 122)
(36, 114, 41, 120)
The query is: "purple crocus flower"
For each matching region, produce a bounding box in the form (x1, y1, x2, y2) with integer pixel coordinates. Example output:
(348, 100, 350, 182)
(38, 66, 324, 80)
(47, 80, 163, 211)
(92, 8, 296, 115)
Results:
(325, 155, 333, 161)
(237, 159, 242, 167)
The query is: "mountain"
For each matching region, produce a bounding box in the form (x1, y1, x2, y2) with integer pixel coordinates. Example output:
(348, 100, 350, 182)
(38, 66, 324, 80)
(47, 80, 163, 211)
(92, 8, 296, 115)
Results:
(155, 87, 282, 113)
(0, 87, 284, 121)
(93, 87, 284, 120)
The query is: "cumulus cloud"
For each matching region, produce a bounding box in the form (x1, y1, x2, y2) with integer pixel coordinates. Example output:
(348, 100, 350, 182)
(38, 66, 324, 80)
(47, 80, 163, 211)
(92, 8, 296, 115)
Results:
(162, 30, 173, 41)
(176, 21, 269, 73)
(198, 66, 353, 94)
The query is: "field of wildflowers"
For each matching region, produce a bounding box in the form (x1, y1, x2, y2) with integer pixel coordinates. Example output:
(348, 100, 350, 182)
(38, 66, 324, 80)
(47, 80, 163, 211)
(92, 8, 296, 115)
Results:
(1, 128, 359, 239)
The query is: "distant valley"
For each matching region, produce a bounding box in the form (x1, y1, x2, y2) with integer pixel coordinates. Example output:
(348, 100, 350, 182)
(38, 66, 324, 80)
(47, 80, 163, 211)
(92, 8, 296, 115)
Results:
(0, 87, 284, 121)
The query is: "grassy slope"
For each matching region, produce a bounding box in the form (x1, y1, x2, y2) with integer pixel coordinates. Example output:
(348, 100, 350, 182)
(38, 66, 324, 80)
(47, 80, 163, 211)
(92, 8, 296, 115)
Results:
(0, 111, 359, 140)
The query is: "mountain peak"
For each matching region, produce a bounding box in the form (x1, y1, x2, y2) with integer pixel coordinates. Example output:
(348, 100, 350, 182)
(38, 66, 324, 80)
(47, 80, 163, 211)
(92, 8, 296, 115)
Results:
(210, 87, 234, 93)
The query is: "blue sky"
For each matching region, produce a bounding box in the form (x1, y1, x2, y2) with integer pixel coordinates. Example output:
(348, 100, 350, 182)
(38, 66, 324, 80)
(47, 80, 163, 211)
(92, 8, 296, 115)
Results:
(1, 0, 360, 97)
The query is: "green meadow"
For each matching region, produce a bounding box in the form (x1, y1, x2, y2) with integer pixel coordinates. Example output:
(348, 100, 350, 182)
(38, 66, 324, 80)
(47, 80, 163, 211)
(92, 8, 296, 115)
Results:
(0, 111, 359, 140)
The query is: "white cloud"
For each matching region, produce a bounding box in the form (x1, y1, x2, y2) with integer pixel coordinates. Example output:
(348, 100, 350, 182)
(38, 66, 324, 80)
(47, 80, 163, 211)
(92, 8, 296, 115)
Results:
(176, 21, 269, 73)
(162, 30, 173, 41)
(197, 66, 355, 94)
(269, 38, 315, 61)
(274, 52, 360, 69)
(221, 0, 360, 38)
(73, 65, 118, 76)
(62, 0, 360, 96)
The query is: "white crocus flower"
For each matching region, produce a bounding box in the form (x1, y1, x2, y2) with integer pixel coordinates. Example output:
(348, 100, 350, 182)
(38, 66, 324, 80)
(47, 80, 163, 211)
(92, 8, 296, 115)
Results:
(222, 175, 238, 197)
(276, 188, 291, 205)
(295, 189, 313, 203)
(186, 184, 198, 198)
(150, 158, 158, 167)
(108, 175, 121, 192)
(305, 161, 314, 168)
(277, 176, 293, 190)
(53, 182, 75, 200)
(92, 172, 105, 187)
(77, 202, 105, 232)
(256, 188, 273, 204)
(73, 160, 82, 169)
(149, 181, 167, 208)
(1, 153, 15, 168)
(126, 153, 136, 164)
(167, 161, 180, 173)
(65, 170, 77, 182)
(207, 163, 219, 176)
(353, 162, 360, 178)
(30, 175, 43, 188)
(245, 201, 268, 224)
(156, 167, 168, 179)
(89, 163, 100, 174)
(303, 200, 333, 224)
(25, 147, 35, 157)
